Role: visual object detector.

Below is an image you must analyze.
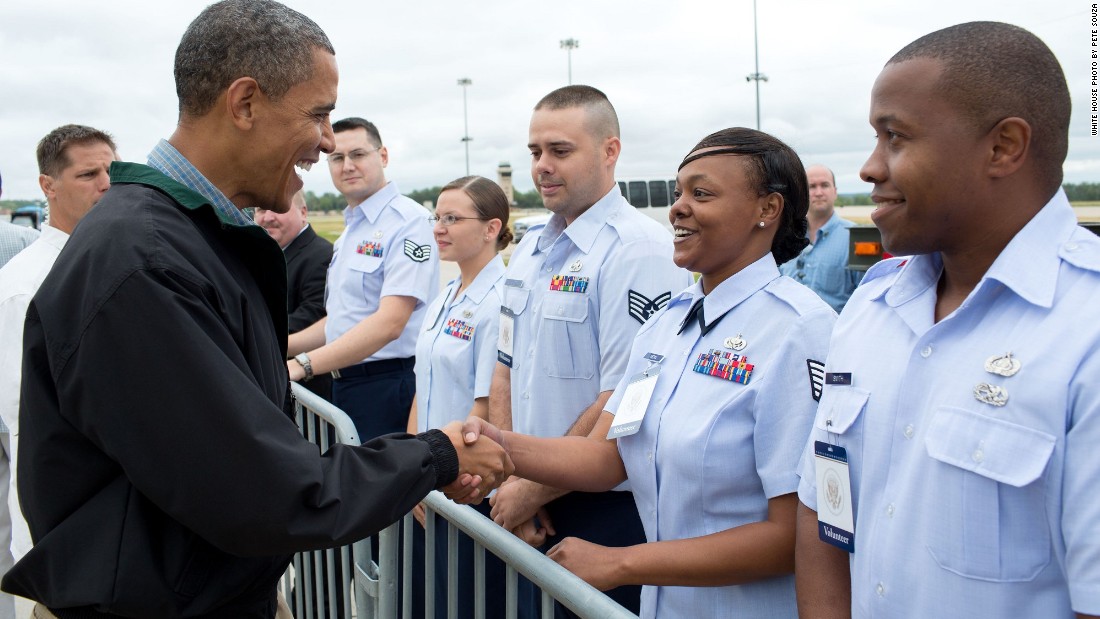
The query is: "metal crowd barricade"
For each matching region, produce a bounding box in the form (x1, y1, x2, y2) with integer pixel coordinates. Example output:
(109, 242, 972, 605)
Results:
(287, 382, 638, 619)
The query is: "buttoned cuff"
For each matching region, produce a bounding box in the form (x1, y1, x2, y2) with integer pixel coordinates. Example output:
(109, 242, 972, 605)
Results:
(416, 429, 459, 489)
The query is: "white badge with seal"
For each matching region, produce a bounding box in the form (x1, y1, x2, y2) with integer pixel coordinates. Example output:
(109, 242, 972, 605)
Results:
(814, 440, 856, 552)
(497, 279, 524, 367)
(607, 353, 664, 439)
(497, 307, 515, 367)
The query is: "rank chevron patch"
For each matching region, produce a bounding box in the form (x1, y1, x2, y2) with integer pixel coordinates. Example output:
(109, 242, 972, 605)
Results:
(403, 239, 431, 262)
(628, 290, 672, 324)
(807, 359, 825, 402)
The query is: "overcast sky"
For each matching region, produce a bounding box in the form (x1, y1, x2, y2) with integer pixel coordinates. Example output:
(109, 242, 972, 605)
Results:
(0, 0, 1094, 201)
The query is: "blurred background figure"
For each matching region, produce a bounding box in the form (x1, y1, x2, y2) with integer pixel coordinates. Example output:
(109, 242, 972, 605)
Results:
(779, 164, 862, 312)
(256, 190, 334, 401)
(0, 124, 117, 618)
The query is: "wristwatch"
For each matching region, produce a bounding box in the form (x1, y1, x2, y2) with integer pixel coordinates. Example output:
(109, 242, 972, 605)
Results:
(293, 353, 314, 381)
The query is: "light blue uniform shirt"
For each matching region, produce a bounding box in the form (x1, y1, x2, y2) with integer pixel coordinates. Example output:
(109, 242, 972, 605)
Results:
(325, 182, 439, 362)
(500, 186, 692, 439)
(779, 211, 862, 312)
(414, 255, 505, 432)
(609, 254, 835, 619)
(797, 190, 1100, 617)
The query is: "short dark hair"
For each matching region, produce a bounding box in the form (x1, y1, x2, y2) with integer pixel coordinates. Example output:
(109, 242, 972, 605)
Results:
(535, 85, 620, 140)
(680, 127, 809, 264)
(440, 176, 513, 251)
(332, 117, 383, 147)
(888, 21, 1069, 194)
(36, 124, 117, 177)
(174, 0, 334, 117)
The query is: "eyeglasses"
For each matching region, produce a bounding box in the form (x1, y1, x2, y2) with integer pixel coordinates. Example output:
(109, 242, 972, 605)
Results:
(428, 214, 485, 227)
(327, 147, 381, 166)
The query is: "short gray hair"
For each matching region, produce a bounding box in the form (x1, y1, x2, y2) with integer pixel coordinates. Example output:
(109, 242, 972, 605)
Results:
(174, 0, 334, 117)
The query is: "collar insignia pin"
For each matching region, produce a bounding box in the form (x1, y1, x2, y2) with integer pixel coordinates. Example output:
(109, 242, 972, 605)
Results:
(974, 382, 1009, 407)
(462, 310, 473, 319)
(569, 260, 582, 272)
(984, 352, 1020, 377)
(374, 230, 384, 239)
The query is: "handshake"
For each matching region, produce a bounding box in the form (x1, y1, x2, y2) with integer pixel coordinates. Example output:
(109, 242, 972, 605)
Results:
(438, 417, 511, 504)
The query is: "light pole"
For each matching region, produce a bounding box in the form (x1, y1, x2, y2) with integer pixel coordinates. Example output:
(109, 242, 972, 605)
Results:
(560, 38, 579, 85)
(744, 0, 768, 130)
(457, 78, 473, 175)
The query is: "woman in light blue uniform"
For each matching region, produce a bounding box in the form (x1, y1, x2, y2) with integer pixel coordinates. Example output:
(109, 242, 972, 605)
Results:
(408, 175, 511, 619)
(465, 128, 836, 618)
(409, 175, 510, 434)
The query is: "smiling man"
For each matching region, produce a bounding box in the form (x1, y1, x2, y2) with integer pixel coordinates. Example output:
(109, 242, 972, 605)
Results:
(287, 117, 439, 444)
(794, 22, 1099, 619)
(256, 191, 333, 400)
(1, 2, 512, 617)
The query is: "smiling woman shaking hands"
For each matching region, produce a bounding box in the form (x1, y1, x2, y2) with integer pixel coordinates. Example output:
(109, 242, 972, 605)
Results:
(464, 128, 837, 618)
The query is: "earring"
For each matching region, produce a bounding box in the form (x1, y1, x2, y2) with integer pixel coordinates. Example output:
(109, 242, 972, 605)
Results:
(758, 221, 766, 228)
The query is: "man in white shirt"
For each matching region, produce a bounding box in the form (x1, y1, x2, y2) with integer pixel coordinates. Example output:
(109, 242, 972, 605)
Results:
(0, 124, 116, 617)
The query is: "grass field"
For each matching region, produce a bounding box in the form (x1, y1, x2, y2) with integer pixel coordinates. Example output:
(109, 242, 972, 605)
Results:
(310, 202, 1100, 243)
(310, 208, 539, 244)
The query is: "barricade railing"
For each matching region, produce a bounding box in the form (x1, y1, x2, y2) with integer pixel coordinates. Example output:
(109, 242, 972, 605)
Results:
(287, 382, 639, 619)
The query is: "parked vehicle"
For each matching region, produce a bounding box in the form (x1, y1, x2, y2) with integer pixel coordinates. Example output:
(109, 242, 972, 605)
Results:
(10, 205, 45, 230)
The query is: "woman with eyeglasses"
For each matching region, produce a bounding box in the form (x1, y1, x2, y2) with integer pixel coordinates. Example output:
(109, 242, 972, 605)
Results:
(408, 175, 512, 618)
(462, 128, 837, 618)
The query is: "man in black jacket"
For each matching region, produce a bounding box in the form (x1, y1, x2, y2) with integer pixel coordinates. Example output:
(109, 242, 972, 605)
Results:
(1, 1, 510, 617)
(257, 191, 334, 400)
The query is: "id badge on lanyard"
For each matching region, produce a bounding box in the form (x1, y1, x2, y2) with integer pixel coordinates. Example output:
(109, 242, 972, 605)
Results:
(607, 353, 665, 438)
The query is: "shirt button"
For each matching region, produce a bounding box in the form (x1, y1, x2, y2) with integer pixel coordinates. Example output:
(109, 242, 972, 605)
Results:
(886, 503, 895, 517)
(646, 452, 654, 462)
(903, 425, 915, 439)
(920, 345, 933, 358)
(557, 306, 565, 315)
(1065, 241, 1079, 252)
(545, 267, 553, 273)
(797, 272, 805, 279)
(876, 582, 886, 597)
(972, 449, 984, 463)
(523, 392, 530, 400)
(683, 349, 690, 357)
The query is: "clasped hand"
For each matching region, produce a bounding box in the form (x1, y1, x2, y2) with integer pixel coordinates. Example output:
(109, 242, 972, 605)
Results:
(439, 419, 513, 503)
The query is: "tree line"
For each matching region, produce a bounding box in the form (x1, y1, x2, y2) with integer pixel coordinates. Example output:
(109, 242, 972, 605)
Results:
(4, 183, 1098, 216)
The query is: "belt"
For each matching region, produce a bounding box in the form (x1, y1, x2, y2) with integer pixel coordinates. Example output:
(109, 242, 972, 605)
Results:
(331, 356, 415, 379)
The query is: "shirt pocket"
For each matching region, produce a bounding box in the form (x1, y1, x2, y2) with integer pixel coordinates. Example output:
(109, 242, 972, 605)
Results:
(813, 386, 870, 435)
(540, 290, 595, 379)
(923, 406, 1055, 581)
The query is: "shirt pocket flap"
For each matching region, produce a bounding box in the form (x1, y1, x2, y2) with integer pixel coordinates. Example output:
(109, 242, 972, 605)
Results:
(814, 386, 870, 434)
(347, 254, 383, 274)
(502, 285, 530, 316)
(542, 291, 589, 323)
(924, 407, 1055, 488)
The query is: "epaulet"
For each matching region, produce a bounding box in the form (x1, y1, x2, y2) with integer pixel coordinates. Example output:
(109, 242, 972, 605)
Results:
(861, 256, 908, 285)
(1059, 227, 1100, 273)
(607, 207, 667, 244)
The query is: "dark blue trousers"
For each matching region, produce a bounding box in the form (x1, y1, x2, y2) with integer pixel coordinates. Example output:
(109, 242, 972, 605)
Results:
(519, 490, 645, 619)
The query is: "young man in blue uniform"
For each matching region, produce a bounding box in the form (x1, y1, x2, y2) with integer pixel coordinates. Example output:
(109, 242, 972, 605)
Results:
(795, 21, 1099, 619)
(287, 118, 439, 442)
(487, 85, 692, 616)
